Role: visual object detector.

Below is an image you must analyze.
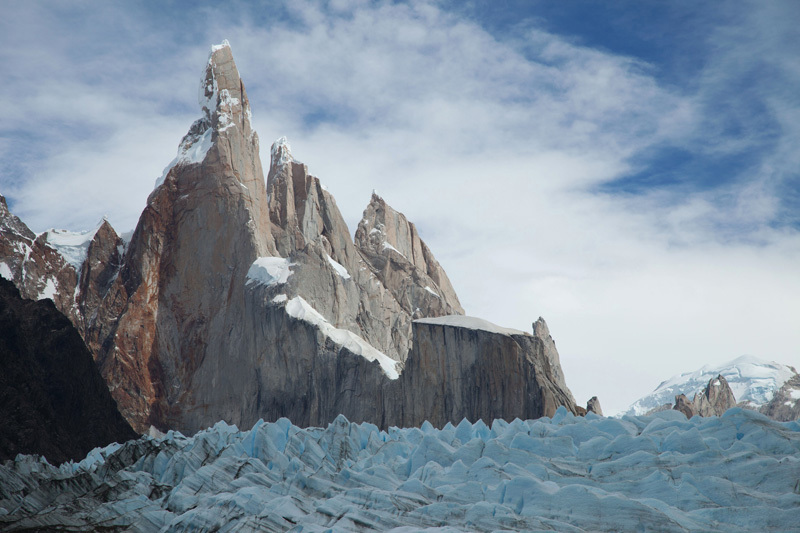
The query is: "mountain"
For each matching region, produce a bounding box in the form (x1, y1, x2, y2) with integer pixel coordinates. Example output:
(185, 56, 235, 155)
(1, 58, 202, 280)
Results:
(625, 355, 800, 419)
(2, 408, 799, 532)
(0, 277, 136, 464)
(0, 41, 578, 434)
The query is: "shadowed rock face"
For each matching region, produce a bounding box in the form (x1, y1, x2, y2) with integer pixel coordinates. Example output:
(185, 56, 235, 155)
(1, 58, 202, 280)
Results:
(0, 278, 136, 464)
(0, 42, 580, 435)
(393, 317, 578, 427)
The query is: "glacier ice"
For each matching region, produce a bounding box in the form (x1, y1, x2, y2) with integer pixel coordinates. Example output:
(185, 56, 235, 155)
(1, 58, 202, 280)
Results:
(1, 409, 799, 532)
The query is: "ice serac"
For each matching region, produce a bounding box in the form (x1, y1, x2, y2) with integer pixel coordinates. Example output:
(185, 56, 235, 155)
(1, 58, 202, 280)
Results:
(355, 192, 463, 319)
(693, 374, 737, 417)
(396, 315, 579, 427)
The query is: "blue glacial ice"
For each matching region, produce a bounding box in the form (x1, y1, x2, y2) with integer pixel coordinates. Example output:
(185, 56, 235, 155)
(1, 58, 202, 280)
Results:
(1, 407, 799, 532)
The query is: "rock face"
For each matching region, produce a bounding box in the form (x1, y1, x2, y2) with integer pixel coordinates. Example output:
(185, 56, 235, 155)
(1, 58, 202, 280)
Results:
(355, 193, 463, 320)
(761, 374, 800, 421)
(0, 196, 80, 326)
(586, 396, 603, 416)
(0, 41, 579, 435)
(673, 394, 696, 419)
(395, 316, 577, 427)
(0, 278, 136, 464)
(671, 375, 737, 419)
(693, 374, 736, 417)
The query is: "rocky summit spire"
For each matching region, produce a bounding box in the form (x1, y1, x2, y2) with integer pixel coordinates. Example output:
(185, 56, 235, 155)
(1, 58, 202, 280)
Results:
(355, 192, 463, 317)
(154, 40, 258, 191)
(270, 136, 294, 169)
(199, 40, 252, 133)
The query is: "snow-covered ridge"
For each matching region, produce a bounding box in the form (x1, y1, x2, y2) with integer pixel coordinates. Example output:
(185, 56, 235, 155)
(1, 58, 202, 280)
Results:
(42, 225, 102, 270)
(2, 409, 799, 531)
(283, 296, 399, 379)
(625, 355, 798, 416)
(415, 314, 528, 336)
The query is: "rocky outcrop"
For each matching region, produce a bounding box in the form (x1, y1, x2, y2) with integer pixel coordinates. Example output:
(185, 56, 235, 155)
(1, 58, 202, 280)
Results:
(355, 193, 463, 320)
(671, 375, 737, 419)
(761, 373, 800, 421)
(693, 374, 736, 417)
(0, 278, 135, 464)
(394, 316, 577, 427)
(76, 221, 123, 330)
(673, 394, 696, 418)
(0, 196, 80, 325)
(586, 396, 603, 416)
(532, 317, 574, 405)
(0, 42, 579, 435)
(265, 140, 417, 362)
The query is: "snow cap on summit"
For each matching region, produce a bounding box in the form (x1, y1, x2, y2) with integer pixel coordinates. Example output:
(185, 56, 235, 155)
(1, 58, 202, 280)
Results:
(211, 39, 230, 53)
(270, 136, 294, 167)
(199, 40, 244, 119)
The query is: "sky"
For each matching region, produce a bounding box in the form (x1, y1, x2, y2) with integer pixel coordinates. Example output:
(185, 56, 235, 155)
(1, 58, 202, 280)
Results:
(1, 0, 799, 415)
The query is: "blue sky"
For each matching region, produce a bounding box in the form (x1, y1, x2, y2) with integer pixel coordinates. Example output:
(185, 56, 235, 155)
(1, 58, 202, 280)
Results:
(1, 0, 798, 413)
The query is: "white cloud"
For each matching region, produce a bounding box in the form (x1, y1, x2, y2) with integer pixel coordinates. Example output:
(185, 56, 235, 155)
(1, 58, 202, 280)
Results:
(1, 0, 798, 414)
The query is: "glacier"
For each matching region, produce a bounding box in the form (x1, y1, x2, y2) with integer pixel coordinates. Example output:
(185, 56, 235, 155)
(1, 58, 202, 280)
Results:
(1, 408, 799, 532)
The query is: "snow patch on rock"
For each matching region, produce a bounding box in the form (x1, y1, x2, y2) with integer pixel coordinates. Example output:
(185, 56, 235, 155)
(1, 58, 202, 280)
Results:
(270, 136, 294, 167)
(285, 296, 399, 379)
(37, 278, 58, 301)
(326, 255, 351, 280)
(415, 314, 528, 336)
(42, 225, 103, 270)
(246, 257, 294, 287)
(0, 262, 12, 280)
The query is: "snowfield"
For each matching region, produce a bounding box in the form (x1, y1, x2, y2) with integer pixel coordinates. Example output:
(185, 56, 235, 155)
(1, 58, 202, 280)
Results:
(1, 408, 799, 532)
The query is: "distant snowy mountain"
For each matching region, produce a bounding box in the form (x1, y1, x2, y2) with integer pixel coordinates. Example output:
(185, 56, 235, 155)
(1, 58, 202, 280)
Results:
(625, 355, 798, 416)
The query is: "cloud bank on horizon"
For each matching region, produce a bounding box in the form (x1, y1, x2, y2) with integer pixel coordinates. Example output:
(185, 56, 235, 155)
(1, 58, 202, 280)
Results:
(1, 0, 798, 414)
